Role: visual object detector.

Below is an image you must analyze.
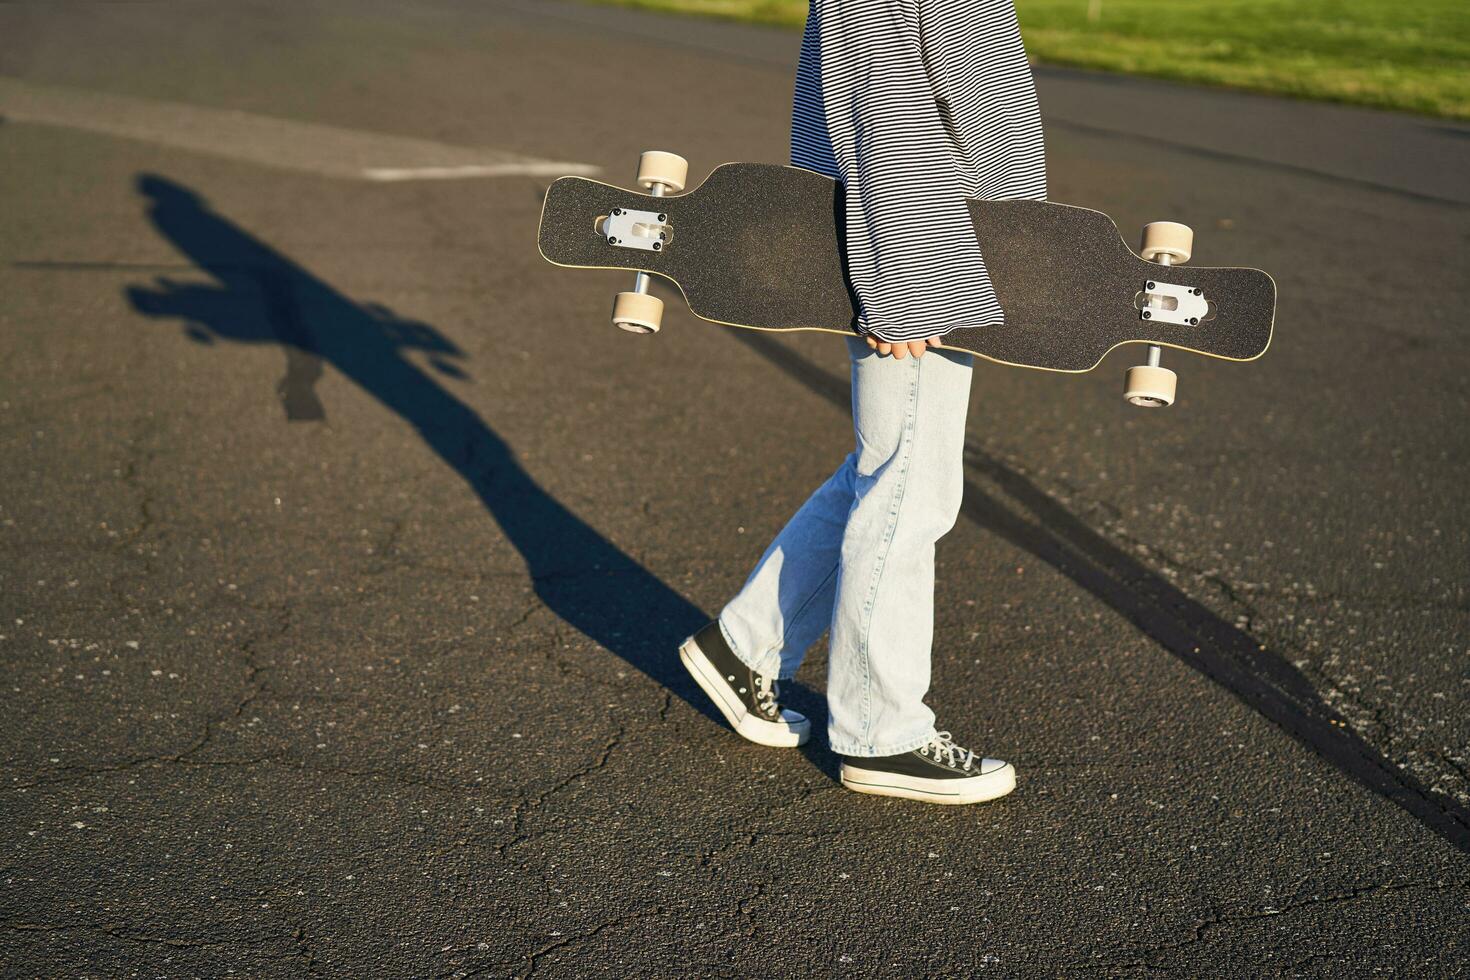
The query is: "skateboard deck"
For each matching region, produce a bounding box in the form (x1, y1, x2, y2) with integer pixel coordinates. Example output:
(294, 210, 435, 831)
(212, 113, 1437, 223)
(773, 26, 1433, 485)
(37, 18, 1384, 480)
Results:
(537, 162, 1275, 374)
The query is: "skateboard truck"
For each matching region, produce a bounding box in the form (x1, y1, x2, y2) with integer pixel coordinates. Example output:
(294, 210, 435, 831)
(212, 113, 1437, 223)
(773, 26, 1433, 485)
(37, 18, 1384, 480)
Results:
(602, 208, 669, 252)
(1139, 280, 1208, 328)
(610, 151, 689, 335)
(1124, 221, 1195, 408)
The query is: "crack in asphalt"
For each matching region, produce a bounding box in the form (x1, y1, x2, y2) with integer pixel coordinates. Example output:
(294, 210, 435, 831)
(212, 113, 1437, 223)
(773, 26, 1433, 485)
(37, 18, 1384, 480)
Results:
(10, 603, 293, 789)
(113, 416, 164, 561)
(1064, 879, 1465, 971)
(4, 919, 319, 967)
(361, 512, 412, 571)
(13, 751, 490, 796)
(496, 724, 627, 860)
(514, 910, 662, 979)
(736, 881, 770, 937)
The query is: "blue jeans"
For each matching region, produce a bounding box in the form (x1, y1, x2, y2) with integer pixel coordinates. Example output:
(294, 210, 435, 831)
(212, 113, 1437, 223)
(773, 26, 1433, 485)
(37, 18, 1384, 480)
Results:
(719, 338, 974, 757)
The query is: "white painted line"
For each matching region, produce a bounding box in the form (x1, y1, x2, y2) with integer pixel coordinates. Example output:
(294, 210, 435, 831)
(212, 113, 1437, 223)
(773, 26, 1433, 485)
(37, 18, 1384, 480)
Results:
(0, 76, 599, 181)
(362, 163, 595, 181)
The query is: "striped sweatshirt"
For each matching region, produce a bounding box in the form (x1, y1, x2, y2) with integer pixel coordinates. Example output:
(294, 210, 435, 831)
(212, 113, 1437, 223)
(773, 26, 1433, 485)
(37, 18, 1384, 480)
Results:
(792, 0, 1048, 342)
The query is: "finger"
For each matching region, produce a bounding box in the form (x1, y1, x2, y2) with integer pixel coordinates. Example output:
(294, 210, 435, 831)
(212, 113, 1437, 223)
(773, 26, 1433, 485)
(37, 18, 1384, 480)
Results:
(890, 342, 907, 360)
(908, 340, 927, 358)
(876, 342, 893, 357)
(926, 336, 944, 348)
(865, 335, 878, 350)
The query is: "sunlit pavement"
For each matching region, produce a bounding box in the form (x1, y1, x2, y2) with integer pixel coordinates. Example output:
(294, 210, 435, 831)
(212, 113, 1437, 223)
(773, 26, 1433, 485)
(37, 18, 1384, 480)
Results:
(2, 2, 1467, 975)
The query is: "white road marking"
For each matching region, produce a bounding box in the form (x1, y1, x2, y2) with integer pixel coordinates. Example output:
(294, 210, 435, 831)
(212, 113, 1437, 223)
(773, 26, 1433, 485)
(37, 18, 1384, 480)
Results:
(362, 164, 580, 182)
(0, 77, 599, 180)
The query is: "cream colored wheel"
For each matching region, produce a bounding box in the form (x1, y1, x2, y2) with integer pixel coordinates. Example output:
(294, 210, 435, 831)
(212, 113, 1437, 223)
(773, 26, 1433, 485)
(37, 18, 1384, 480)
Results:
(612, 291, 663, 335)
(637, 151, 688, 194)
(1124, 364, 1177, 408)
(1140, 221, 1194, 264)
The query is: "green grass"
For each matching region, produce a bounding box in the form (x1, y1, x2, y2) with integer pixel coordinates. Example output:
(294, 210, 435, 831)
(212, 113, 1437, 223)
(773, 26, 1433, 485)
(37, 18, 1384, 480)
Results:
(582, 0, 1470, 120)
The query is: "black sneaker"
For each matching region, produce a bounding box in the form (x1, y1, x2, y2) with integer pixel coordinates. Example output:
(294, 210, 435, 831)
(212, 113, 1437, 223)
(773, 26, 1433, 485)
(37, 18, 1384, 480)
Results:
(840, 731, 1015, 804)
(679, 622, 811, 747)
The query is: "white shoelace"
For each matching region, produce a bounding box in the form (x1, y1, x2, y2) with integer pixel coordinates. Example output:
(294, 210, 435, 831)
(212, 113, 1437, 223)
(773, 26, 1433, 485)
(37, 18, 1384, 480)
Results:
(919, 731, 976, 771)
(753, 675, 780, 718)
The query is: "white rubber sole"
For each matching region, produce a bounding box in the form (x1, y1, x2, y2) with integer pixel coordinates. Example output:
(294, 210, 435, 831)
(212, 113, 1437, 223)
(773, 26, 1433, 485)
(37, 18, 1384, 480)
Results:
(679, 637, 810, 748)
(840, 761, 1017, 805)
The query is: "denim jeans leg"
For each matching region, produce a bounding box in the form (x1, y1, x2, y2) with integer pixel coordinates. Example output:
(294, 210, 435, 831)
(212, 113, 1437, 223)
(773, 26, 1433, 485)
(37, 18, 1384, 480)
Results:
(826, 338, 973, 757)
(718, 452, 857, 680)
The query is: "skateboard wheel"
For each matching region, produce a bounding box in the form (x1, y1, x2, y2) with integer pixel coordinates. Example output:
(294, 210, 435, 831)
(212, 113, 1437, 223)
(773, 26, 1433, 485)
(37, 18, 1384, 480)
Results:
(612, 291, 663, 335)
(1124, 364, 1177, 408)
(637, 151, 688, 194)
(1140, 221, 1193, 264)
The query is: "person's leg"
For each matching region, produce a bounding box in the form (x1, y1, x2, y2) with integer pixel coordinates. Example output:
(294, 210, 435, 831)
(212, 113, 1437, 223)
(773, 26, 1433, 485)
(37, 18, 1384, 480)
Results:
(826, 336, 973, 758)
(680, 343, 864, 748)
(717, 451, 857, 680)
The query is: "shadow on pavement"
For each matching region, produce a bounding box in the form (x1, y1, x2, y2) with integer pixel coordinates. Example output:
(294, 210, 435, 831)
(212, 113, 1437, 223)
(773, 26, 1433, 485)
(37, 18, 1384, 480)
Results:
(123, 174, 749, 740)
(729, 328, 1470, 857)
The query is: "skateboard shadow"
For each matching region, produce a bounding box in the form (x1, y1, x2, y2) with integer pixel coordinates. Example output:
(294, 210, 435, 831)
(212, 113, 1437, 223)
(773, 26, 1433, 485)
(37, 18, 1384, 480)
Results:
(728, 329, 1470, 857)
(123, 174, 821, 745)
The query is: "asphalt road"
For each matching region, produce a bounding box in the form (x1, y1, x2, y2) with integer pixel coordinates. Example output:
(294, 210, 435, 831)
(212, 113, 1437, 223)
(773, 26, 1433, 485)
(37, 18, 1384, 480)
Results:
(2, 2, 1468, 976)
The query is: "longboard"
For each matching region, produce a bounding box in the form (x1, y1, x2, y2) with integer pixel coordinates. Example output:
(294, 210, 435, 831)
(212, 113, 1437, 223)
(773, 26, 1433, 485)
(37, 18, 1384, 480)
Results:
(538, 157, 1276, 404)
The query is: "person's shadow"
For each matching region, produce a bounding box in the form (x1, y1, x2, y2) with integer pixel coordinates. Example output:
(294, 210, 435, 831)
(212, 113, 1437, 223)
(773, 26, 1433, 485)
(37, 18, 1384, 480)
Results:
(125, 174, 826, 746)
